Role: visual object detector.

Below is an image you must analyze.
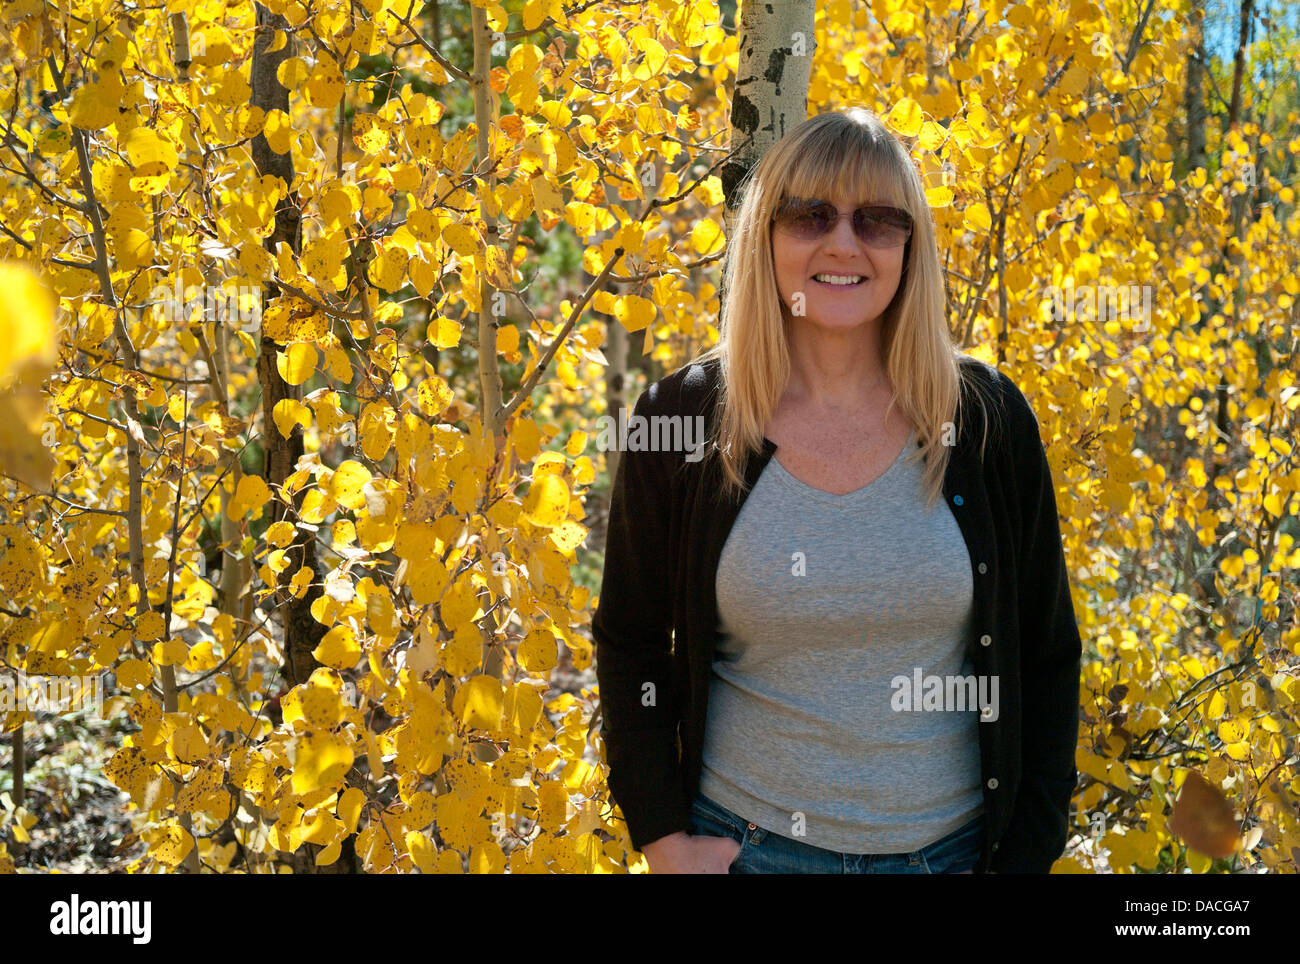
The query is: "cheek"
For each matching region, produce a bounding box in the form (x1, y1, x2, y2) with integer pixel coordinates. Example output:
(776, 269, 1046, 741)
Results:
(772, 255, 801, 296)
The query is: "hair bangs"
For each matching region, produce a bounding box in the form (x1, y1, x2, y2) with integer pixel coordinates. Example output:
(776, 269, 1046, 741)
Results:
(781, 121, 914, 215)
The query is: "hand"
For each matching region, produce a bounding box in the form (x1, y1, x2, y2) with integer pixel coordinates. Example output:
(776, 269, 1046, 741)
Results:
(641, 830, 742, 874)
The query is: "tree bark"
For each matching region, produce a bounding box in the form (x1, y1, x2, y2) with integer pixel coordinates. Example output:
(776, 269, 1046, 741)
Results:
(250, 4, 352, 872)
(1182, 0, 1206, 175)
(718, 0, 815, 314)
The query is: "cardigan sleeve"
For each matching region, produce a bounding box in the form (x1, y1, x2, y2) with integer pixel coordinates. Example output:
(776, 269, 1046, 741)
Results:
(591, 388, 693, 853)
(992, 376, 1083, 873)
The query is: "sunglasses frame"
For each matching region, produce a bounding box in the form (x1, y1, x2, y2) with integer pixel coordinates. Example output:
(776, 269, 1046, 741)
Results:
(770, 197, 914, 248)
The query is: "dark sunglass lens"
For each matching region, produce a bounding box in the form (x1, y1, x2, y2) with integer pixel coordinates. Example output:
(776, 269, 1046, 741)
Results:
(777, 200, 835, 238)
(854, 207, 912, 245)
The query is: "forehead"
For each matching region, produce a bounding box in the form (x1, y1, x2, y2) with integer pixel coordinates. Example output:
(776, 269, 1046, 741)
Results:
(793, 192, 886, 207)
(783, 146, 910, 211)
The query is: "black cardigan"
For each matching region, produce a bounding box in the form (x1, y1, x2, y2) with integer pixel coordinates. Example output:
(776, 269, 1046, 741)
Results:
(591, 354, 1083, 873)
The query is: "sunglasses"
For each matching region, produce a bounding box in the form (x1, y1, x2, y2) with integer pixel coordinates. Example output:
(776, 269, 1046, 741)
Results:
(771, 198, 913, 247)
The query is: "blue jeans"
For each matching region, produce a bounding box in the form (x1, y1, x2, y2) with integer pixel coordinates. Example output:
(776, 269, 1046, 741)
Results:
(688, 792, 984, 874)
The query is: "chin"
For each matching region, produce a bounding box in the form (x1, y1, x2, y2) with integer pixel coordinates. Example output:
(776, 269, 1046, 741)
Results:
(800, 313, 884, 330)
(809, 303, 889, 323)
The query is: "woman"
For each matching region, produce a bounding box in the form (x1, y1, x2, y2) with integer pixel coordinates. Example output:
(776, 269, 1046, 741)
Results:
(592, 109, 1083, 874)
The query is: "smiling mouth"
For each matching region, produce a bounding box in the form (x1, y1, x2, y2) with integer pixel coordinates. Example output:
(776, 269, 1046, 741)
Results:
(812, 276, 868, 288)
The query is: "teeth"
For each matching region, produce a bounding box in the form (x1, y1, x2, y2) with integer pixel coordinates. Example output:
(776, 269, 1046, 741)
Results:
(813, 274, 864, 285)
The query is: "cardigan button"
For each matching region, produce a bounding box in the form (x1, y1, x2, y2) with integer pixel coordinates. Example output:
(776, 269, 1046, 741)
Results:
(980, 634, 992, 646)
(953, 495, 963, 505)
(977, 562, 987, 574)
(987, 778, 999, 790)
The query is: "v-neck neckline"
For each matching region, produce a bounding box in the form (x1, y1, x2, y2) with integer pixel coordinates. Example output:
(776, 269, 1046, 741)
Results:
(764, 428, 918, 504)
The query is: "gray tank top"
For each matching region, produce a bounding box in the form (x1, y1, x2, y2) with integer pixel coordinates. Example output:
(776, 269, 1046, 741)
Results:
(700, 428, 986, 853)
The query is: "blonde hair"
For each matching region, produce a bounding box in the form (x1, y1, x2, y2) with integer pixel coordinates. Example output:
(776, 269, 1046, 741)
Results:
(691, 108, 1001, 510)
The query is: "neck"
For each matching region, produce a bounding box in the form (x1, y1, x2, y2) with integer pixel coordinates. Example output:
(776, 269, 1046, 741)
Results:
(782, 320, 890, 408)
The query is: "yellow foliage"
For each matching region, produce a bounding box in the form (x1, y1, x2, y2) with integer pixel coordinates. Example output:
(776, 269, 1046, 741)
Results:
(0, 0, 1296, 880)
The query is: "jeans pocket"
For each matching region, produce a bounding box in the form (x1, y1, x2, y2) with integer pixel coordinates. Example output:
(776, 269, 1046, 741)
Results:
(689, 795, 749, 871)
(921, 817, 984, 874)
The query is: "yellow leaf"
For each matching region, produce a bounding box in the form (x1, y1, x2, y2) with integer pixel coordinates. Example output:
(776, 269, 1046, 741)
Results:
(123, 127, 177, 181)
(277, 56, 311, 88)
(406, 831, 436, 872)
(963, 202, 992, 232)
(521, 474, 570, 528)
(497, 324, 519, 353)
(265, 520, 296, 547)
(925, 185, 954, 207)
(548, 520, 587, 553)
(298, 682, 343, 728)
(440, 223, 479, 256)
(1264, 491, 1285, 518)
(277, 342, 317, 385)
(37, 126, 71, 155)
(518, 627, 558, 673)
(431, 317, 461, 349)
(229, 473, 271, 520)
(338, 786, 366, 834)
(353, 113, 390, 154)
(273, 398, 312, 438)
(565, 431, 587, 457)
(440, 575, 482, 631)
(368, 246, 408, 291)
(1217, 719, 1248, 743)
(456, 674, 504, 730)
(68, 81, 122, 131)
(886, 97, 923, 137)
(116, 658, 154, 689)
(417, 376, 454, 417)
(289, 730, 354, 794)
(330, 460, 373, 509)
(118, 228, 154, 267)
(1223, 741, 1251, 761)
(9, 807, 33, 843)
(149, 824, 194, 866)
(232, 105, 265, 139)
(264, 109, 293, 155)
(135, 610, 166, 641)
(152, 637, 189, 666)
(314, 625, 362, 670)
(408, 555, 451, 605)
(511, 417, 541, 462)
(918, 120, 947, 151)
(172, 723, 210, 763)
(306, 64, 345, 109)
(320, 186, 355, 227)
(0, 262, 57, 385)
(300, 488, 333, 524)
(614, 294, 655, 332)
(964, 104, 1001, 148)
(0, 262, 58, 489)
(690, 217, 725, 255)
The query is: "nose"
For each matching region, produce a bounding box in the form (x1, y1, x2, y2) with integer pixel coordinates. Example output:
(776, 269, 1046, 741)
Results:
(821, 211, 862, 255)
